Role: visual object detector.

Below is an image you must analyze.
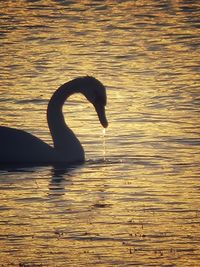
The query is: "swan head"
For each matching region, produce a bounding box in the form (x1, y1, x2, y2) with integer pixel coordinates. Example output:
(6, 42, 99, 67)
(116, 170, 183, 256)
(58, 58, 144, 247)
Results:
(74, 76, 108, 128)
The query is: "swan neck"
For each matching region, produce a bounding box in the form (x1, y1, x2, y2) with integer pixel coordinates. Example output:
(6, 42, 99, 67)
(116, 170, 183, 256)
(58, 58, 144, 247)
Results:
(47, 83, 73, 130)
(48, 81, 77, 109)
(47, 82, 83, 156)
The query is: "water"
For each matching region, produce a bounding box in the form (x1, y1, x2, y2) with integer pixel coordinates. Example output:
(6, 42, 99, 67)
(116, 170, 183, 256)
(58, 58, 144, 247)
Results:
(0, 0, 200, 266)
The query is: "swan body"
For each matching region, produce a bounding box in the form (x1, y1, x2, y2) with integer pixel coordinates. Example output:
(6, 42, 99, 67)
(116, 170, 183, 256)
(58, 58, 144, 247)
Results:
(0, 76, 108, 165)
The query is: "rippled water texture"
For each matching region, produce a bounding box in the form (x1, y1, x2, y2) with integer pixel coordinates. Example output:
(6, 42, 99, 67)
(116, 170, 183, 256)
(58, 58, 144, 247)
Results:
(0, 0, 200, 266)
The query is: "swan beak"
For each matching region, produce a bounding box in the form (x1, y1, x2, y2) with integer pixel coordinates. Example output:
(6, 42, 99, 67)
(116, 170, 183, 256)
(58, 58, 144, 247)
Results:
(95, 104, 108, 128)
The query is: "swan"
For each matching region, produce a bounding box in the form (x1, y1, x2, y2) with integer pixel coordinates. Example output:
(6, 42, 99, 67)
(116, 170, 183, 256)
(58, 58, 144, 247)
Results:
(0, 76, 108, 165)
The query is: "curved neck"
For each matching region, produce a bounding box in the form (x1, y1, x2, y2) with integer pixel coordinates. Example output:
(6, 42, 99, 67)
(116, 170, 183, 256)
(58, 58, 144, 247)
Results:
(47, 81, 84, 161)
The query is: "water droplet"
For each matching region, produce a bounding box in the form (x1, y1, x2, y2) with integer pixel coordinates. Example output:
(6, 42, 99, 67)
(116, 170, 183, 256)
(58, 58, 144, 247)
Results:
(102, 128, 106, 161)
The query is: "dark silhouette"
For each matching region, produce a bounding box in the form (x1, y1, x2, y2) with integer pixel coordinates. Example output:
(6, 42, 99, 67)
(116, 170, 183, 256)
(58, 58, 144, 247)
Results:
(0, 76, 108, 165)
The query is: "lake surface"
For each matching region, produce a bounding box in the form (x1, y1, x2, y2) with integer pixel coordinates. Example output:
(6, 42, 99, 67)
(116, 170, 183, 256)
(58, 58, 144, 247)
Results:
(0, 0, 200, 266)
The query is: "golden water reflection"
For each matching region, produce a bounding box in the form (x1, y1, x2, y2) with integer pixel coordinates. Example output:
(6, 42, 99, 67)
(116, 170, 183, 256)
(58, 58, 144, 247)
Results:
(0, 163, 199, 266)
(0, 0, 200, 266)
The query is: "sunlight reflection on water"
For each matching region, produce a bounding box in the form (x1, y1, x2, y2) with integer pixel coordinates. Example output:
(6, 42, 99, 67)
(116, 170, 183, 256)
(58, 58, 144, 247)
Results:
(0, 0, 200, 266)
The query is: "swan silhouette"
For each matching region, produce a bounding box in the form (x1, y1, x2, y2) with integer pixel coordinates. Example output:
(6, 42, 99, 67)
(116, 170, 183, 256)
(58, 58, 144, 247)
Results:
(0, 76, 108, 165)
